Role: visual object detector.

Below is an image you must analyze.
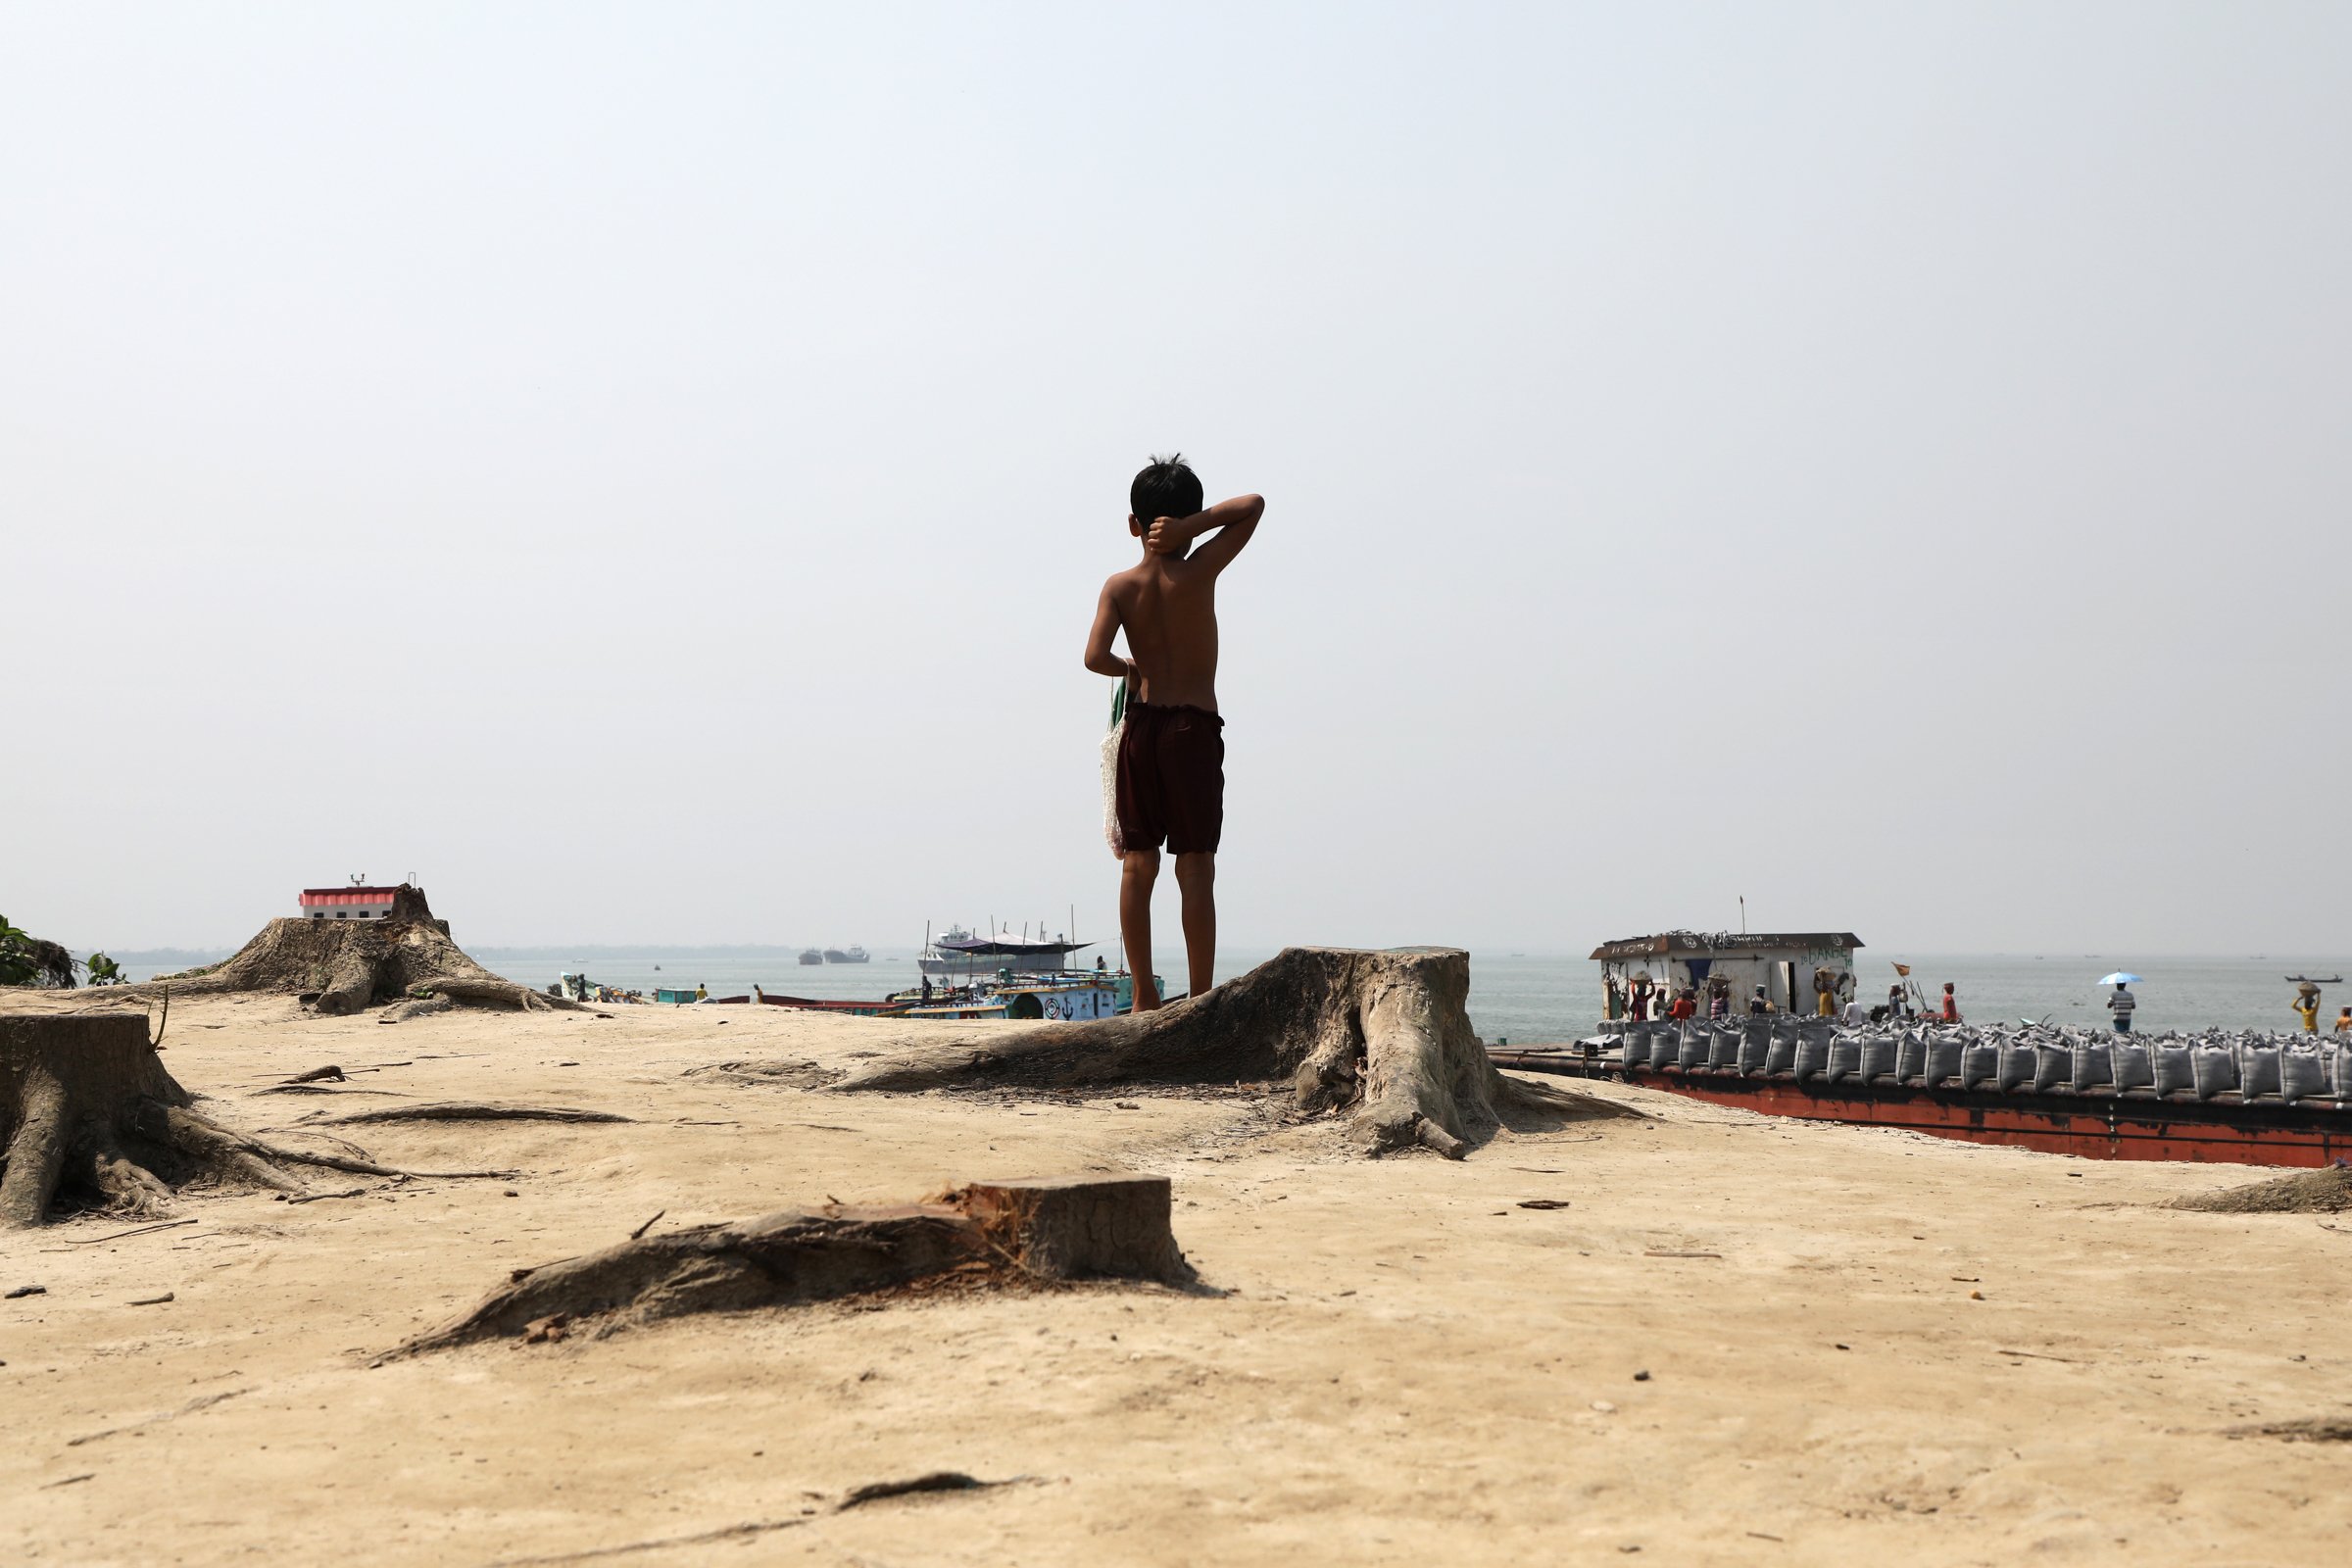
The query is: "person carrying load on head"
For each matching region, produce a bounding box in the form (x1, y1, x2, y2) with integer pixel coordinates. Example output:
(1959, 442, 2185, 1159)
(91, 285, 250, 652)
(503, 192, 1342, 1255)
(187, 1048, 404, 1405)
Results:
(1749, 983, 1773, 1016)
(1940, 982, 1960, 1023)
(2106, 981, 2135, 1033)
(1707, 979, 1731, 1021)
(1814, 967, 1837, 1017)
(2292, 983, 2322, 1033)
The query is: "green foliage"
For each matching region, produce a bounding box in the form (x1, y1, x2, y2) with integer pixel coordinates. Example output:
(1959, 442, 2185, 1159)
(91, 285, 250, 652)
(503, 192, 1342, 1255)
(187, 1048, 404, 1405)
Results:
(0, 913, 76, 988)
(85, 952, 127, 986)
(0, 912, 32, 986)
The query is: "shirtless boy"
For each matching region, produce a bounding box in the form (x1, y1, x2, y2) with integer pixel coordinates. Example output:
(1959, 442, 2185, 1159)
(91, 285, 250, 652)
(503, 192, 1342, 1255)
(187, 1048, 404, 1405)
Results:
(1083, 455, 1264, 1010)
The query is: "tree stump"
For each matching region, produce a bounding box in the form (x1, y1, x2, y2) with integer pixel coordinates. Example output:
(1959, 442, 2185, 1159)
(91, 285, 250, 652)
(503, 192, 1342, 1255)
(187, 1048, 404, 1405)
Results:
(836, 947, 1625, 1158)
(947, 1174, 1188, 1281)
(107, 886, 574, 1016)
(388, 1174, 1195, 1358)
(0, 1012, 498, 1228)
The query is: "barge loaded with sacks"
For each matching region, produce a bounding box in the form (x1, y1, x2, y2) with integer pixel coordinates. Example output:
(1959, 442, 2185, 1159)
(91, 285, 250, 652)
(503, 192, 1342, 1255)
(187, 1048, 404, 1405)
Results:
(1490, 931, 2352, 1167)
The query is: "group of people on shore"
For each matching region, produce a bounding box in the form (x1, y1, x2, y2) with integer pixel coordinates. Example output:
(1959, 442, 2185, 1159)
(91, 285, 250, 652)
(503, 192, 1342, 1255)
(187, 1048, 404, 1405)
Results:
(1617, 971, 2351, 1037)
(2101, 978, 2350, 1035)
(1611, 972, 1962, 1027)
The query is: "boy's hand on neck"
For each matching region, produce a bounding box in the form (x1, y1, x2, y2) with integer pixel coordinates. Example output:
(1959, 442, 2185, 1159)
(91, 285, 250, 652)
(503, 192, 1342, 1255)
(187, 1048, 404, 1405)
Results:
(1143, 515, 1189, 556)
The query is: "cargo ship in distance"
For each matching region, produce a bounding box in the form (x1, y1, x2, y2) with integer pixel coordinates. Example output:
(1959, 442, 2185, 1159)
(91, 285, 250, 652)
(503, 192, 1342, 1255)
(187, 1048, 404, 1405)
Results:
(824, 946, 869, 963)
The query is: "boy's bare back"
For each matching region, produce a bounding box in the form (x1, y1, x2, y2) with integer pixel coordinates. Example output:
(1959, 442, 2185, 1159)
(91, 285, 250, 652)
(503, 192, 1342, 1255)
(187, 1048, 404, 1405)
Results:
(1084, 495, 1263, 709)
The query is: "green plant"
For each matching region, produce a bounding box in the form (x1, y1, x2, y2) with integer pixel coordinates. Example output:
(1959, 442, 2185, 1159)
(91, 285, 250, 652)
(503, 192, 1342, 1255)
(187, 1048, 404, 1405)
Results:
(84, 952, 127, 986)
(0, 913, 31, 986)
(0, 913, 76, 989)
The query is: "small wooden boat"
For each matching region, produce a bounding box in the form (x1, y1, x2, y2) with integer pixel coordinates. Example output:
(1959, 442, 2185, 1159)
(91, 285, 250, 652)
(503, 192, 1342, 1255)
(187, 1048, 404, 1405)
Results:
(756, 994, 910, 1018)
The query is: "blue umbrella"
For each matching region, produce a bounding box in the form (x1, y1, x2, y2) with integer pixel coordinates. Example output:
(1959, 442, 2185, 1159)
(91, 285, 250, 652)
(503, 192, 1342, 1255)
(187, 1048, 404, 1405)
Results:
(2098, 971, 2142, 986)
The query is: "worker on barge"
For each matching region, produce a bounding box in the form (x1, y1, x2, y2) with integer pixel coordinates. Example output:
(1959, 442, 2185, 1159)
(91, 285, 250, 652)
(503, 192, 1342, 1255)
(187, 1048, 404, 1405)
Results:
(2292, 983, 2322, 1033)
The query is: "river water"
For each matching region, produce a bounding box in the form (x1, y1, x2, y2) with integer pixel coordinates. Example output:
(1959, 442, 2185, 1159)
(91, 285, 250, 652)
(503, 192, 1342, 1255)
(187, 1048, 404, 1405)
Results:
(427, 947, 2349, 1043)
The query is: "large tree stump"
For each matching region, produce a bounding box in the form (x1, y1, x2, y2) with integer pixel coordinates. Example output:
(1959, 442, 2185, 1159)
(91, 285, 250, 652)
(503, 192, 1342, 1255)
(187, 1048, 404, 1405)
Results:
(104, 886, 574, 1016)
(387, 1174, 1194, 1358)
(835, 947, 1623, 1158)
(0, 1012, 502, 1228)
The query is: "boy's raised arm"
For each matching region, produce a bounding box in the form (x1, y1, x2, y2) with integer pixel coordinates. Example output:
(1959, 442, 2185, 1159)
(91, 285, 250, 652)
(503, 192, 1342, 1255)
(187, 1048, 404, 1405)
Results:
(1083, 582, 1130, 680)
(1145, 493, 1264, 572)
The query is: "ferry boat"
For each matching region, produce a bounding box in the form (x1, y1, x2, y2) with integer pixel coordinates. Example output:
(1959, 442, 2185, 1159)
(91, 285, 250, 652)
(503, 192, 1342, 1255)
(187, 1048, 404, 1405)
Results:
(1488, 930, 2352, 1168)
(918, 928, 1093, 978)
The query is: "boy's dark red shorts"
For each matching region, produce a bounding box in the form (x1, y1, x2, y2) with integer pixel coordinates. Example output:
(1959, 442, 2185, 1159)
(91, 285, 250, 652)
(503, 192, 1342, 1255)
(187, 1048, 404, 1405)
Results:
(1115, 702, 1224, 856)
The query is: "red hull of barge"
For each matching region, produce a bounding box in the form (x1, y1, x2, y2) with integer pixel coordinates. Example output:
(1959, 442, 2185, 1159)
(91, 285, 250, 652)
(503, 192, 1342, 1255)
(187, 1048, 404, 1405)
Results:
(1492, 1054, 2352, 1168)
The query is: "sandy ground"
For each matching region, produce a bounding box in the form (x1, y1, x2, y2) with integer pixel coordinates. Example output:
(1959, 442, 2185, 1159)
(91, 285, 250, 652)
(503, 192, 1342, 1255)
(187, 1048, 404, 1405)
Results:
(4, 991, 2348, 1567)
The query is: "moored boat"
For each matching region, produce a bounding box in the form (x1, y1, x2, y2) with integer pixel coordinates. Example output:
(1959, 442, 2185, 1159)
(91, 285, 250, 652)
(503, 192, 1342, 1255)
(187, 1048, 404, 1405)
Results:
(919, 929, 1094, 977)
(758, 993, 909, 1018)
(1493, 930, 2352, 1167)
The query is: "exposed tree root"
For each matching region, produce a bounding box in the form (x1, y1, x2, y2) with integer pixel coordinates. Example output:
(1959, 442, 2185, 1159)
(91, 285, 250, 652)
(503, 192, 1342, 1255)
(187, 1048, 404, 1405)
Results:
(301, 1102, 633, 1127)
(2169, 1166, 2352, 1214)
(2229, 1416, 2352, 1443)
(484, 1517, 808, 1566)
(66, 1387, 252, 1448)
(480, 1474, 1031, 1568)
(1, 1012, 508, 1228)
(838, 1472, 1018, 1509)
(834, 947, 1633, 1158)
(683, 1059, 846, 1090)
(385, 1174, 1193, 1359)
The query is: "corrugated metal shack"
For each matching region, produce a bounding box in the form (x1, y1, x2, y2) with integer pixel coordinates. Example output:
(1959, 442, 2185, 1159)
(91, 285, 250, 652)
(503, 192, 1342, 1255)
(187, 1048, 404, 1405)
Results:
(1592, 930, 1863, 1018)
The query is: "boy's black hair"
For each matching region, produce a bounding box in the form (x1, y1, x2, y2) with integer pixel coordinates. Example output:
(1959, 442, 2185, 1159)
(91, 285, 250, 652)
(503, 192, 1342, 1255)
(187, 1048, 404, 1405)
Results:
(1130, 453, 1203, 523)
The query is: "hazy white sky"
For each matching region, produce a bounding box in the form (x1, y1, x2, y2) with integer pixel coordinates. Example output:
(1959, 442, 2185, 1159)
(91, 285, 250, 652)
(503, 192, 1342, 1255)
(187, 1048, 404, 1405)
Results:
(5, 3, 2347, 957)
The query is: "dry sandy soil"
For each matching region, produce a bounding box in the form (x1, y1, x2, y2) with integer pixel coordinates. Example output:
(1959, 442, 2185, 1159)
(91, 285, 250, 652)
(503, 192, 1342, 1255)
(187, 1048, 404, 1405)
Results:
(4, 991, 2348, 1566)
